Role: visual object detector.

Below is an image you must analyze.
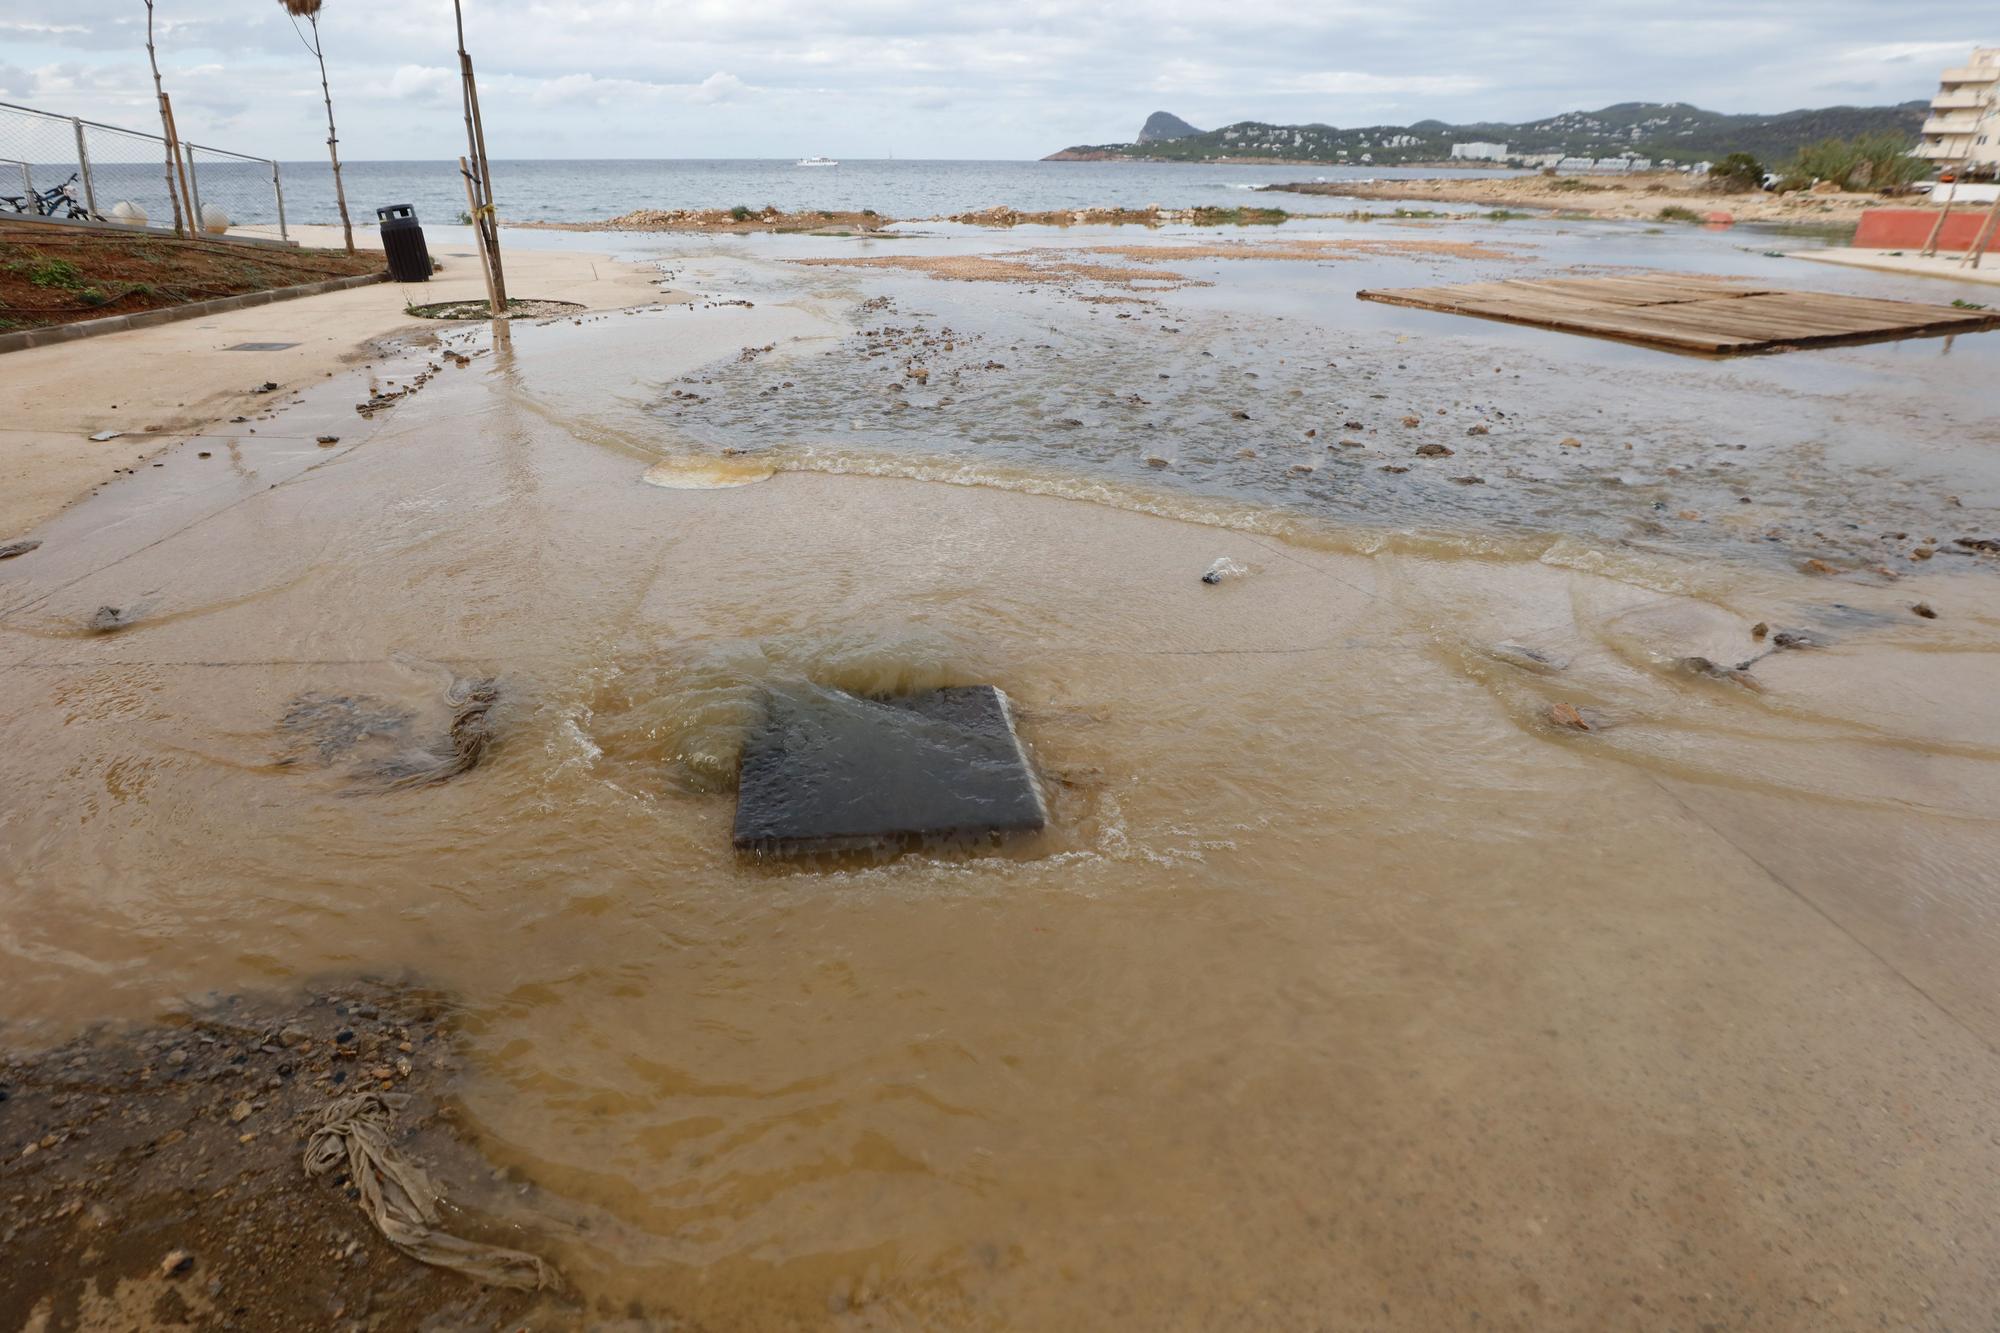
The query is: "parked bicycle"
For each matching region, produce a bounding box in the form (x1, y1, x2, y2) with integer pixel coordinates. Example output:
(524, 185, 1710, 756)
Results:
(0, 173, 101, 222)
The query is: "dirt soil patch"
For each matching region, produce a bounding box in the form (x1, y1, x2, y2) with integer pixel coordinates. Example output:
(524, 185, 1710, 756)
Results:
(0, 222, 382, 332)
(406, 297, 585, 320)
(0, 982, 575, 1331)
(1261, 171, 1927, 224)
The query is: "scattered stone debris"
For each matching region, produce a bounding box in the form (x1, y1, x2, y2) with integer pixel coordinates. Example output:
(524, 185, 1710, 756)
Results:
(1467, 424, 1490, 436)
(1956, 537, 1999, 555)
(1676, 656, 1764, 691)
(0, 983, 557, 1329)
(1380, 464, 1410, 474)
(1490, 641, 1569, 674)
(1414, 442, 1454, 458)
(1911, 602, 1938, 619)
(1547, 702, 1592, 731)
(0, 538, 42, 560)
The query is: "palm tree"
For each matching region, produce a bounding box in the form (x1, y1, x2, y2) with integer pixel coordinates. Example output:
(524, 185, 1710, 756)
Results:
(278, 0, 354, 252)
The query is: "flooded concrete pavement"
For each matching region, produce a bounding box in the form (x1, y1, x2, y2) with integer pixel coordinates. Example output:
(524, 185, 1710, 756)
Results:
(4, 219, 2000, 1329)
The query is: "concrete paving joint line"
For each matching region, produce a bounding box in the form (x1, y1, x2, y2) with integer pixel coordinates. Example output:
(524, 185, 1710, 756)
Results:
(0, 271, 391, 355)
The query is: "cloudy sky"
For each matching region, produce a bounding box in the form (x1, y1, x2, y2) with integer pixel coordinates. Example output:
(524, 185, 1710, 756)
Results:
(0, 2, 1982, 161)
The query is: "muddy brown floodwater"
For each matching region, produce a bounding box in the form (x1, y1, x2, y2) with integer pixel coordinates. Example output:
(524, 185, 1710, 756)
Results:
(4, 217, 2000, 1330)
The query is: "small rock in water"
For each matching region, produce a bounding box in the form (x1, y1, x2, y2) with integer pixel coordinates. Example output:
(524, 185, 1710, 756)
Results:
(1750, 622, 1769, 640)
(1202, 557, 1247, 586)
(1801, 558, 1844, 576)
(1414, 442, 1453, 458)
(1559, 436, 1582, 448)
(1910, 602, 1938, 619)
(1771, 629, 1825, 650)
(316, 435, 340, 446)
(1676, 656, 1764, 691)
(1400, 415, 1421, 428)
(1144, 456, 1170, 469)
(88, 606, 133, 634)
(1379, 464, 1410, 474)
(1449, 474, 1485, 485)
(1467, 424, 1490, 436)
(1490, 641, 1569, 674)
(1547, 702, 1591, 732)
(1955, 537, 1999, 554)
(0, 539, 42, 560)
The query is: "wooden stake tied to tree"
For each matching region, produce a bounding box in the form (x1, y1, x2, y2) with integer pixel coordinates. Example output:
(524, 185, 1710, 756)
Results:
(278, 0, 355, 253)
(453, 0, 508, 324)
(141, 0, 187, 237)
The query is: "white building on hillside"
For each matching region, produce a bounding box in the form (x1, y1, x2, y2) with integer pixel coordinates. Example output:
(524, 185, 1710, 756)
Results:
(1918, 47, 2000, 169)
(1450, 142, 1509, 161)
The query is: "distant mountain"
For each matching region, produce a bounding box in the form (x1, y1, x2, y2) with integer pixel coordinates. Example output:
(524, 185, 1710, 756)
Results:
(1136, 111, 1204, 144)
(1044, 101, 1930, 166)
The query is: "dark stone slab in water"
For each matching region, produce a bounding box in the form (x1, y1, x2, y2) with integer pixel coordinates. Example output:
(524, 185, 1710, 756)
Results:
(734, 685, 1046, 856)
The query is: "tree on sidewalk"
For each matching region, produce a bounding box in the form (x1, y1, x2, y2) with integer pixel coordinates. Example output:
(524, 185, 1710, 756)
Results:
(278, 0, 355, 253)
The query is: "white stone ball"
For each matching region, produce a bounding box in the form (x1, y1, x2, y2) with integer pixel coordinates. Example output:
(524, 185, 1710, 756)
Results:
(199, 203, 230, 234)
(109, 200, 149, 227)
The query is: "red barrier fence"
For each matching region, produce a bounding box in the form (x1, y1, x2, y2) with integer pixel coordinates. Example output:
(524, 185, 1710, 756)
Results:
(1852, 208, 1990, 251)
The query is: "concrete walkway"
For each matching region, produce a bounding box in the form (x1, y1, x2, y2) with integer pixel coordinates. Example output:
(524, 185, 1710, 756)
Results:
(1791, 246, 2000, 288)
(0, 223, 676, 537)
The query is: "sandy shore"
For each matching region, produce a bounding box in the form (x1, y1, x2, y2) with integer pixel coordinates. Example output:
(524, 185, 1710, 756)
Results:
(1265, 171, 1922, 223)
(0, 223, 674, 538)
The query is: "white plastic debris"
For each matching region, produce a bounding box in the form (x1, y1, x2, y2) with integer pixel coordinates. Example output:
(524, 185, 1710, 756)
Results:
(1201, 557, 1248, 585)
(88, 430, 123, 442)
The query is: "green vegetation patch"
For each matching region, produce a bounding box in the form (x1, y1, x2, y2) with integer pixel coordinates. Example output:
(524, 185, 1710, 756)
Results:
(1186, 206, 1288, 226)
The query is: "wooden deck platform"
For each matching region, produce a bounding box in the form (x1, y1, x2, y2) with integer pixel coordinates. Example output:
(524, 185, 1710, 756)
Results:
(1355, 273, 2000, 355)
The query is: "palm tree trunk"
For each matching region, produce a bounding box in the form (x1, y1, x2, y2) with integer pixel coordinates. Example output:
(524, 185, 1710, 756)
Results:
(142, 0, 187, 236)
(307, 15, 354, 253)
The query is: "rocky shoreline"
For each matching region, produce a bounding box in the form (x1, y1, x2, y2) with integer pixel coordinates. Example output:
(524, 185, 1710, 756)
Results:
(1260, 171, 1922, 223)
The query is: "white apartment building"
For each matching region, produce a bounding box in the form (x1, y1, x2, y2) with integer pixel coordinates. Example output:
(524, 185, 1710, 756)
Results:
(1450, 142, 1509, 161)
(1918, 46, 2000, 168)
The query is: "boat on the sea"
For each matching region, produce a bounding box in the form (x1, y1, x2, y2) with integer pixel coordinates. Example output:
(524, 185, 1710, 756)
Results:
(796, 156, 838, 168)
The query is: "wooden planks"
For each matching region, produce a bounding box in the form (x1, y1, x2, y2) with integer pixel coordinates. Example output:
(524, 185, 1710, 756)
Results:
(1355, 273, 2000, 354)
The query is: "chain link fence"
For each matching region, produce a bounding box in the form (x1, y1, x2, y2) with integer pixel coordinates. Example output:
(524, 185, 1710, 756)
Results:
(1, 100, 286, 241)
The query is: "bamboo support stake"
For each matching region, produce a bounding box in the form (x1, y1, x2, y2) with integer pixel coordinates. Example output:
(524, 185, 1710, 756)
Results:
(453, 0, 507, 316)
(1960, 190, 2000, 269)
(1920, 160, 1972, 258)
(160, 95, 199, 236)
(460, 155, 502, 317)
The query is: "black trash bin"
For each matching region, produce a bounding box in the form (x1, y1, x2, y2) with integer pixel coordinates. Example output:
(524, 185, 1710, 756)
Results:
(376, 204, 432, 284)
